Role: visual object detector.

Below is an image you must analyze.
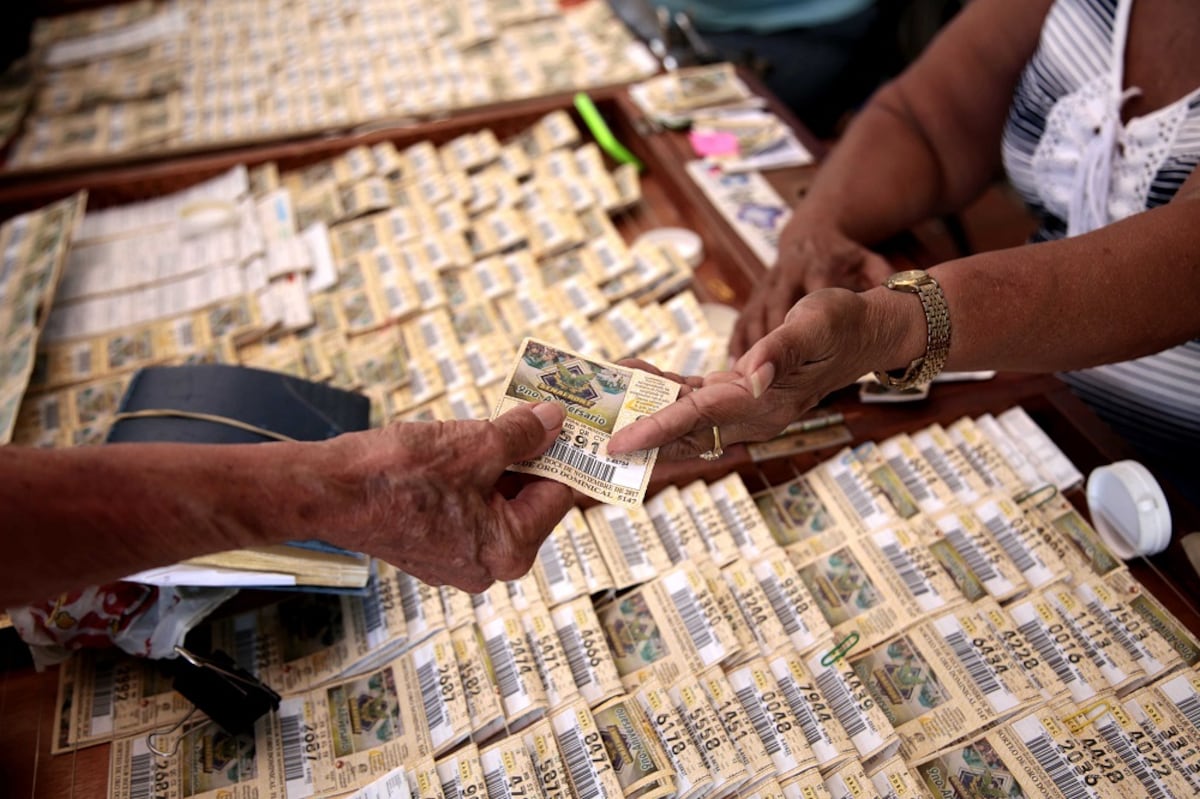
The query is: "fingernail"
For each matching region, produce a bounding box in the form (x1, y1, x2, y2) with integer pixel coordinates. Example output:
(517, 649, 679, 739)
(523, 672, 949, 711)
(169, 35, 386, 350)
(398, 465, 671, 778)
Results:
(532, 402, 565, 431)
(750, 363, 775, 399)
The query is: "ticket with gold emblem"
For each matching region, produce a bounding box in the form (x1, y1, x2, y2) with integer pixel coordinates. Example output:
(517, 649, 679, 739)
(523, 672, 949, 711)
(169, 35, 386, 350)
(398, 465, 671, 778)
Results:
(597, 563, 741, 690)
(492, 338, 680, 506)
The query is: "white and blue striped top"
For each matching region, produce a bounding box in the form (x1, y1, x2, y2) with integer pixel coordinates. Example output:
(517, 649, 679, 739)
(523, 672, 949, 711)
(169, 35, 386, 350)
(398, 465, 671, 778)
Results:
(1000, 0, 1200, 459)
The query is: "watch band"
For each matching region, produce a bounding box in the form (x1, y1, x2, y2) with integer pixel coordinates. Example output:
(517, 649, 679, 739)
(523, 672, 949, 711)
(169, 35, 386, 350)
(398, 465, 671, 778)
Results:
(873, 270, 951, 390)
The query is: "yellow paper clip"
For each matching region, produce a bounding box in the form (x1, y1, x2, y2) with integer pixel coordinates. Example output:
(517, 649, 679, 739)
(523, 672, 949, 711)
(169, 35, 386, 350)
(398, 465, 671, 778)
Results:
(1014, 484, 1058, 509)
(1062, 700, 1111, 734)
(820, 632, 860, 667)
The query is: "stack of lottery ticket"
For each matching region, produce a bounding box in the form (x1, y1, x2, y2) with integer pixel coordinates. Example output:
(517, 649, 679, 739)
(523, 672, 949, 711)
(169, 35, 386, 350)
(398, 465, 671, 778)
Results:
(0, 192, 87, 443)
(10, 0, 657, 169)
(86, 444, 1200, 799)
(11, 106, 731, 449)
(628, 63, 762, 127)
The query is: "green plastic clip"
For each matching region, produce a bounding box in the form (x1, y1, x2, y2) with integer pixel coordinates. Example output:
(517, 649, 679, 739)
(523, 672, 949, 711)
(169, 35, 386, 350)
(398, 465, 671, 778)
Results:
(574, 92, 643, 171)
(820, 632, 860, 667)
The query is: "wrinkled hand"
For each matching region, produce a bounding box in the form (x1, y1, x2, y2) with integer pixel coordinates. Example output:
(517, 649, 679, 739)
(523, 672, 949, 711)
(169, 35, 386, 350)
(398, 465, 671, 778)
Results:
(611, 289, 877, 459)
(731, 219, 893, 357)
(330, 403, 574, 592)
(615, 358, 739, 461)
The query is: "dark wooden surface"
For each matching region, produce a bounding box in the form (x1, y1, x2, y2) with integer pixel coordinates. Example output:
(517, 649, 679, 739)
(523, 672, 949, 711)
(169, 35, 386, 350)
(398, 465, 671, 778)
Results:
(3, 81, 1200, 799)
(0, 87, 633, 216)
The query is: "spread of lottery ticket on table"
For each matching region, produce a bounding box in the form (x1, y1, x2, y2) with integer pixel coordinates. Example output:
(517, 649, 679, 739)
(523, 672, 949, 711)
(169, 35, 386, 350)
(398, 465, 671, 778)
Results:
(2, 34, 1197, 799)
(3, 0, 658, 169)
(6, 108, 731, 449)
(42, 404, 1200, 799)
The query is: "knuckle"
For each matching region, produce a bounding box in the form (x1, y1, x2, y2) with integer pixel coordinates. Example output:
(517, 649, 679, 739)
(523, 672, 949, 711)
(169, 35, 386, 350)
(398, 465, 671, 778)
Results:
(481, 541, 535, 582)
(490, 557, 529, 582)
(681, 431, 710, 455)
(460, 575, 493, 594)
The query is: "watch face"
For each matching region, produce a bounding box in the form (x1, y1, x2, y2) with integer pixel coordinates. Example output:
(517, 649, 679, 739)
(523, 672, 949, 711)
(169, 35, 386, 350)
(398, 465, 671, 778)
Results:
(887, 269, 927, 288)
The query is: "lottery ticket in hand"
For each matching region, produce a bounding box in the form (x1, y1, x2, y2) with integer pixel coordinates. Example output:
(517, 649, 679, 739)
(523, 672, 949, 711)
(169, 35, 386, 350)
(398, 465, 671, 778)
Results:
(491, 338, 680, 507)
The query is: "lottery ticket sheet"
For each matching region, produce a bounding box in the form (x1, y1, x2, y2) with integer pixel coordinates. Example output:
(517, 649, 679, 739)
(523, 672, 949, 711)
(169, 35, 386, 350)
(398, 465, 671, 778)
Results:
(491, 338, 680, 506)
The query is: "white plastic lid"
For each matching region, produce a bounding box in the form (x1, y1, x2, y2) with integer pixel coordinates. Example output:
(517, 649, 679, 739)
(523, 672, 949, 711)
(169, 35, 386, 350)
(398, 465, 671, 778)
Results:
(1085, 460, 1172, 559)
(700, 302, 738, 345)
(635, 227, 704, 269)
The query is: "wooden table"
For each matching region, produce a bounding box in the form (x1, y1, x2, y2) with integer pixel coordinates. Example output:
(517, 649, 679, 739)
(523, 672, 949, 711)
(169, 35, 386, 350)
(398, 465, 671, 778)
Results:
(5, 371, 1199, 799)
(3, 80, 1199, 799)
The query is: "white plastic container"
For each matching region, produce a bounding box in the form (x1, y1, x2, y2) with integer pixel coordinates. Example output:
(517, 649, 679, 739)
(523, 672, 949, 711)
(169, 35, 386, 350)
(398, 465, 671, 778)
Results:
(1085, 460, 1172, 558)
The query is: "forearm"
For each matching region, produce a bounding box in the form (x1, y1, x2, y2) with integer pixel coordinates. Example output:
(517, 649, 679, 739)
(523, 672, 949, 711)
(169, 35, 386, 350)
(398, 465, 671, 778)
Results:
(794, 86, 963, 243)
(0, 440, 346, 606)
(870, 197, 1200, 376)
(795, 0, 1047, 244)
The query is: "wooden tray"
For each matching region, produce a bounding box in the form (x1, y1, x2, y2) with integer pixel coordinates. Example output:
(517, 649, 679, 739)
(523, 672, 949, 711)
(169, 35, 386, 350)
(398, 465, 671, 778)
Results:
(0, 88, 774, 310)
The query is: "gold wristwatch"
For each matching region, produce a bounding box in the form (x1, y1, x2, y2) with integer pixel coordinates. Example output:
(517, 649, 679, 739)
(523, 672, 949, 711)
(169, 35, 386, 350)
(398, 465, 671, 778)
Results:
(873, 269, 951, 390)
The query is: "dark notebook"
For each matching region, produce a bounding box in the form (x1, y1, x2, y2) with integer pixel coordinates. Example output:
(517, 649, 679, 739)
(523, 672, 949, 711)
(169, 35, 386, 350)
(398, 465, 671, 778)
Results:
(107, 364, 372, 592)
(107, 363, 369, 444)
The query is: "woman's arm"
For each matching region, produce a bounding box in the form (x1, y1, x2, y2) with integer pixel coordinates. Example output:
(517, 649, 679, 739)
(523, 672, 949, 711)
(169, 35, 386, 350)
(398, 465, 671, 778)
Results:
(932, 183, 1200, 373)
(733, 0, 1053, 352)
(799, 0, 1051, 240)
(612, 180, 1200, 459)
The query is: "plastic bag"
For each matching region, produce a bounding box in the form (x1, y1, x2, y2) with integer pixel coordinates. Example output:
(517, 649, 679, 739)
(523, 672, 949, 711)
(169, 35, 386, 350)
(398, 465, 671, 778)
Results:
(7, 581, 236, 669)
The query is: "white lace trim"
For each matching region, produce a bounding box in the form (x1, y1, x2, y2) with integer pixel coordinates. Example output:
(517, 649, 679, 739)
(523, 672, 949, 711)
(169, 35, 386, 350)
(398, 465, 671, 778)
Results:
(1031, 77, 1187, 234)
(1027, 0, 1193, 236)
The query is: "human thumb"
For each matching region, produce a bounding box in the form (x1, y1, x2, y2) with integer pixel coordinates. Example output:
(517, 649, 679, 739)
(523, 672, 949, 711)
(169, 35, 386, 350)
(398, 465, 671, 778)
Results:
(491, 402, 565, 467)
(734, 336, 781, 399)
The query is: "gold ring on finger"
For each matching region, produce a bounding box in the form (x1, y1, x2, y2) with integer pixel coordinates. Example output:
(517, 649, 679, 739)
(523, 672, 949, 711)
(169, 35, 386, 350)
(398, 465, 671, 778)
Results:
(699, 425, 723, 461)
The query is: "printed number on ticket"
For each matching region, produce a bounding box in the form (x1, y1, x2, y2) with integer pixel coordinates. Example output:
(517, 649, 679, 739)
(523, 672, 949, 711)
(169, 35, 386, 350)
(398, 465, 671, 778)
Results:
(492, 338, 680, 506)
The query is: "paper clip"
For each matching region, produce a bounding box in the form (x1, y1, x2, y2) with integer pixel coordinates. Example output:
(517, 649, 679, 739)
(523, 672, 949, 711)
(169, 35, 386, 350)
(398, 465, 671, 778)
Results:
(1063, 700, 1111, 734)
(146, 706, 200, 758)
(820, 632, 860, 667)
(1014, 484, 1058, 509)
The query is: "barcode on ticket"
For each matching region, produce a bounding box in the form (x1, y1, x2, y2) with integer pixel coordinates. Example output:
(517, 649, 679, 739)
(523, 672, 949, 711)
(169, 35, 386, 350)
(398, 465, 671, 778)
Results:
(663, 571, 725, 665)
(128, 749, 153, 799)
(934, 615, 1019, 713)
(609, 513, 648, 568)
(917, 440, 973, 500)
(938, 514, 1017, 598)
(551, 708, 617, 799)
(977, 499, 1060, 588)
(278, 698, 316, 799)
(808, 655, 888, 759)
(875, 530, 943, 612)
(1159, 676, 1200, 734)
(771, 659, 842, 766)
(411, 647, 453, 749)
(1095, 715, 1171, 799)
(1009, 602, 1092, 702)
(884, 451, 934, 505)
(543, 440, 615, 483)
(1011, 716, 1099, 799)
(89, 657, 116, 735)
(825, 454, 891, 528)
